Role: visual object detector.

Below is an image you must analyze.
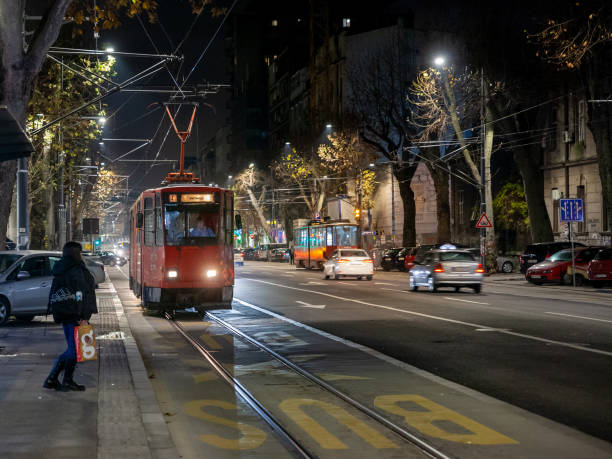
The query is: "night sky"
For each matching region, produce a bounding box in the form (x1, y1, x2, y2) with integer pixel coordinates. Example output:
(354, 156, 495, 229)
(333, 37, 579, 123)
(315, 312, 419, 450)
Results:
(99, 1, 231, 197)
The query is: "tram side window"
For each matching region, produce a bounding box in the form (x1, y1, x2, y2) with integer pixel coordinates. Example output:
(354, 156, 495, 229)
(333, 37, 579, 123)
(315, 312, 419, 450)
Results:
(144, 209, 154, 246)
(326, 227, 334, 246)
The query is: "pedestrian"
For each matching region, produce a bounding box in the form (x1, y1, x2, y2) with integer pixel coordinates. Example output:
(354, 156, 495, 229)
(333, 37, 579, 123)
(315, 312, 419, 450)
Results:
(289, 242, 295, 265)
(43, 241, 97, 391)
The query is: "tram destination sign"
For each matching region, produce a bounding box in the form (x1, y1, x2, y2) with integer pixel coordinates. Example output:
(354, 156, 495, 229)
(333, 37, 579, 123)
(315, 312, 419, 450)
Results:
(560, 198, 584, 222)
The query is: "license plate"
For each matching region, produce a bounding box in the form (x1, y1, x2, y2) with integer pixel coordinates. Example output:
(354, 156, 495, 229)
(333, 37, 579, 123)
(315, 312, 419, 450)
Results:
(384, 257, 391, 260)
(595, 274, 607, 278)
(527, 260, 536, 264)
(453, 267, 469, 272)
(531, 275, 542, 279)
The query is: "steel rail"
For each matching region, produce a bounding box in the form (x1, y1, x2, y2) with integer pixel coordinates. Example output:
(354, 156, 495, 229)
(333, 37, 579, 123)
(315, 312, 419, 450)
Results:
(206, 312, 450, 459)
(164, 313, 312, 459)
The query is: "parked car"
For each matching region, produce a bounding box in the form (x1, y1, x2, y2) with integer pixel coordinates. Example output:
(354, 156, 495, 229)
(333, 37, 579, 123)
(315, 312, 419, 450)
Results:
(242, 248, 257, 261)
(256, 243, 288, 261)
(519, 241, 584, 273)
(587, 248, 612, 288)
(84, 257, 106, 286)
(380, 247, 405, 271)
(402, 247, 422, 270)
(323, 249, 374, 280)
(466, 248, 519, 273)
(409, 249, 484, 293)
(269, 247, 290, 262)
(234, 248, 244, 266)
(0, 251, 61, 324)
(525, 247, 603, 285)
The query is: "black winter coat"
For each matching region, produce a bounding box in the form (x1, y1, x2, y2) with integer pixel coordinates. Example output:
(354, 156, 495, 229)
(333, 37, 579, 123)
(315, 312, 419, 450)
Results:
(48, 256, 97, 324)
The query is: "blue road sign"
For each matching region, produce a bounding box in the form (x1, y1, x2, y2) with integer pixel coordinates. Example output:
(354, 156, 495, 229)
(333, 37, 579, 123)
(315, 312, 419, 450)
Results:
(560, 198, 584, 222)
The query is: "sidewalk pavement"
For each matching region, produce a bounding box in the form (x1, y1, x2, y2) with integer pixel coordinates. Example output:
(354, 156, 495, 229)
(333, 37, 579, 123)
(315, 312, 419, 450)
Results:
(0, 280, 178, 459)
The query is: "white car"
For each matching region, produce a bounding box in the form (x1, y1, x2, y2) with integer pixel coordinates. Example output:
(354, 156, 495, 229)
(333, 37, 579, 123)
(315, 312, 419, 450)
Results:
(84, 257, 106, 286)
(323, 249, 374, 280)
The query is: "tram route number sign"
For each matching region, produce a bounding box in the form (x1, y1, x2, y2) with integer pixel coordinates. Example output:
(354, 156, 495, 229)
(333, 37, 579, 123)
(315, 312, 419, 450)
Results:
(560, 198, 584, 222)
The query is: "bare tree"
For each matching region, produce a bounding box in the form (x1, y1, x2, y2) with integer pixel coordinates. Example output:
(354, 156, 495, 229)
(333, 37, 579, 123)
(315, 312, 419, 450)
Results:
(234, 167, 270, 238)
(347, 27, 420, 246)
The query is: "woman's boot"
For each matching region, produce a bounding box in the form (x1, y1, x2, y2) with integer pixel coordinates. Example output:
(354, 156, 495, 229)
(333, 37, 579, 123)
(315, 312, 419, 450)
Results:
(60, 359, 85, 391)
(43, 357, 65, 390)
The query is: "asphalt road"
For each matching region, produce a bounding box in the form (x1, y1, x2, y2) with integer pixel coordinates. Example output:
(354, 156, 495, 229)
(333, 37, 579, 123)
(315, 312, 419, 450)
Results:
(234, 261, 612, 443)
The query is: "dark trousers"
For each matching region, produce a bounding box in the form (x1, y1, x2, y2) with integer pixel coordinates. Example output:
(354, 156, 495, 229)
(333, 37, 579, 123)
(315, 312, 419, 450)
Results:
(57, 322, 77, 366)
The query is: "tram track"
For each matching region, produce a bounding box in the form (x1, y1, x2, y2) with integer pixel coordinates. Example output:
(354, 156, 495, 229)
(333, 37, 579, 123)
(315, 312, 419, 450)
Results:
(164, 310, 450, 459)
(164, 312, 312, 459)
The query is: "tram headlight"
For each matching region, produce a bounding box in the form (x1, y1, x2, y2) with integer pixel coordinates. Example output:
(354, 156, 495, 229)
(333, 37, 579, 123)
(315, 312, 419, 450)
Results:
(167, 269, 178, 279)
(206, 269, 217, 278)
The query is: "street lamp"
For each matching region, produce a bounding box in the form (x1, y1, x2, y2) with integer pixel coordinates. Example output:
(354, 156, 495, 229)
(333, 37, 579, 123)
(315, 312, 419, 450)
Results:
(369, 163, 375, 168)
(285, 141, 290, 146)
(325, 123, 332, 129)
(249, 163, 254, 168)
(434, 56, 445, 67)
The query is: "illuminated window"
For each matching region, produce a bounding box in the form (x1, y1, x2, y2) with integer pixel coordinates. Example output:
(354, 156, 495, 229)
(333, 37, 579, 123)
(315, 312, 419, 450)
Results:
(342, 18, 351, 28)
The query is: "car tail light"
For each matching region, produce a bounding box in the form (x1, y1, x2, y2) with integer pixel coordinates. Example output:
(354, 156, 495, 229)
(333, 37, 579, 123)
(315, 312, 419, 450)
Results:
(475, 264, 485, 273)
(338, 259, 350, 263)
(433, 264, 444, 273)
(363, 259, 373, 263)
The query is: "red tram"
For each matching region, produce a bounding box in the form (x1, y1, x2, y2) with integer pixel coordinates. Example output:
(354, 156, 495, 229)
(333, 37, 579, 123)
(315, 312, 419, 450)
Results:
(128, 102, 235, 312)
(294, 221, 359, 269)
(129, 185, 235, 312)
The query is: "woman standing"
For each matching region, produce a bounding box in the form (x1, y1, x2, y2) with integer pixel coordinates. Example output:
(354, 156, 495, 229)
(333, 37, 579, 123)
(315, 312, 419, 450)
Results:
(43, 241, 97, 391)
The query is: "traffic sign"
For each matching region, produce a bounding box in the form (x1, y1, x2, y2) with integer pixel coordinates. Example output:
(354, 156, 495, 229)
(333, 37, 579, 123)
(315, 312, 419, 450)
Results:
(560, 198, 584, 222)
(475, 213, 492, 228)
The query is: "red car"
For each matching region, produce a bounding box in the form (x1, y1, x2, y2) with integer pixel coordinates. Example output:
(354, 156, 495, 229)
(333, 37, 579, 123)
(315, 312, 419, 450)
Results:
(525, 247, 603, 285)
(587, 248, 612, 288)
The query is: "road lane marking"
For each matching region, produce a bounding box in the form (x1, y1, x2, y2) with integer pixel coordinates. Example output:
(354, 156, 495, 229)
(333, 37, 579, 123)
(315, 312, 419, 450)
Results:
(381, 288, 410, 293)
(374, 395, 517, 445)
(296, 300, 326, 309)
(375, 282, 394, 285)
(243, 279, 612, 357)
(279, 398, 399, 449)
(443, 297, 490, 305)
(299, 281, 326, 286)
(184, 400, 267, 449)
(545, 312, 612, 323)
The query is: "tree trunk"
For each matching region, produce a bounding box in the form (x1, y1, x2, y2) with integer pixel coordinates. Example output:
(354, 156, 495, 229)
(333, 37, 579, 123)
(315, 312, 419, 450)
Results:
(395, 164, 418, 247)
(426, 165, 451, 243)
(513, 145, 554, 242)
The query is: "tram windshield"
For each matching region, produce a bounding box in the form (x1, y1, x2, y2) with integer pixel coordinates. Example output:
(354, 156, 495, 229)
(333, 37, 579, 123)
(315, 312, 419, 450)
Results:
(335, 225, 358, 246)
(164, 204, 220, 245)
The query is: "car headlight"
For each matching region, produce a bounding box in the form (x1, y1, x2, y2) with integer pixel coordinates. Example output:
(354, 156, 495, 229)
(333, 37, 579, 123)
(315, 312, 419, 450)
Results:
(206, 269, 217, 278)
(167, 269, 178, 279)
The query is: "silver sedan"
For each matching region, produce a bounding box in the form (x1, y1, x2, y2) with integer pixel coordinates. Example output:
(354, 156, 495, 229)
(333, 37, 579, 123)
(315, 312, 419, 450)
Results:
(409, 250, 484, 293)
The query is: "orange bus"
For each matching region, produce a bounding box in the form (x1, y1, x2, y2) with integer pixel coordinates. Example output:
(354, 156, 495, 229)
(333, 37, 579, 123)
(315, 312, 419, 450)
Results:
(294, 221, 359, 269)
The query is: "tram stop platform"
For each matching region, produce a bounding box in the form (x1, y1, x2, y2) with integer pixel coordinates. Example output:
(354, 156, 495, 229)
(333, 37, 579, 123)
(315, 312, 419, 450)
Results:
(0, 280, 177, 459)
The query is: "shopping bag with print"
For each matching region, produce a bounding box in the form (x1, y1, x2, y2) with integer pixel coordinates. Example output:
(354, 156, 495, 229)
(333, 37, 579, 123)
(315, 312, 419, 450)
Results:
(74, 323, 97, 362)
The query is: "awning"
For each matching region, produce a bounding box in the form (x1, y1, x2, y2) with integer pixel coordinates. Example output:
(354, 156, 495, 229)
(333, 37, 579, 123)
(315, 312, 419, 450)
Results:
(0, 105, 34, 162)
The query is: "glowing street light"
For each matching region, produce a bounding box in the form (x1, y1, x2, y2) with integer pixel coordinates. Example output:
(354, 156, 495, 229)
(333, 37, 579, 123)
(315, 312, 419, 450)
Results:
(285, 141, 290, 146)
(369, 163, 375, 168)
(228, 175, 233, 179)
(434, 56, 445, 67)
(248, 163, 255, 168)
(325, 123, 332, 129)
(98, 117, 106, 125)
(105, 47, 114, 53)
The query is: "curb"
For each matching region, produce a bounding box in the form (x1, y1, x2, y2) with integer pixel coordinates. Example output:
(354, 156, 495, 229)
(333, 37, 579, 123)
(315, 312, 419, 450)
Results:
(106, 282, 179, 459)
